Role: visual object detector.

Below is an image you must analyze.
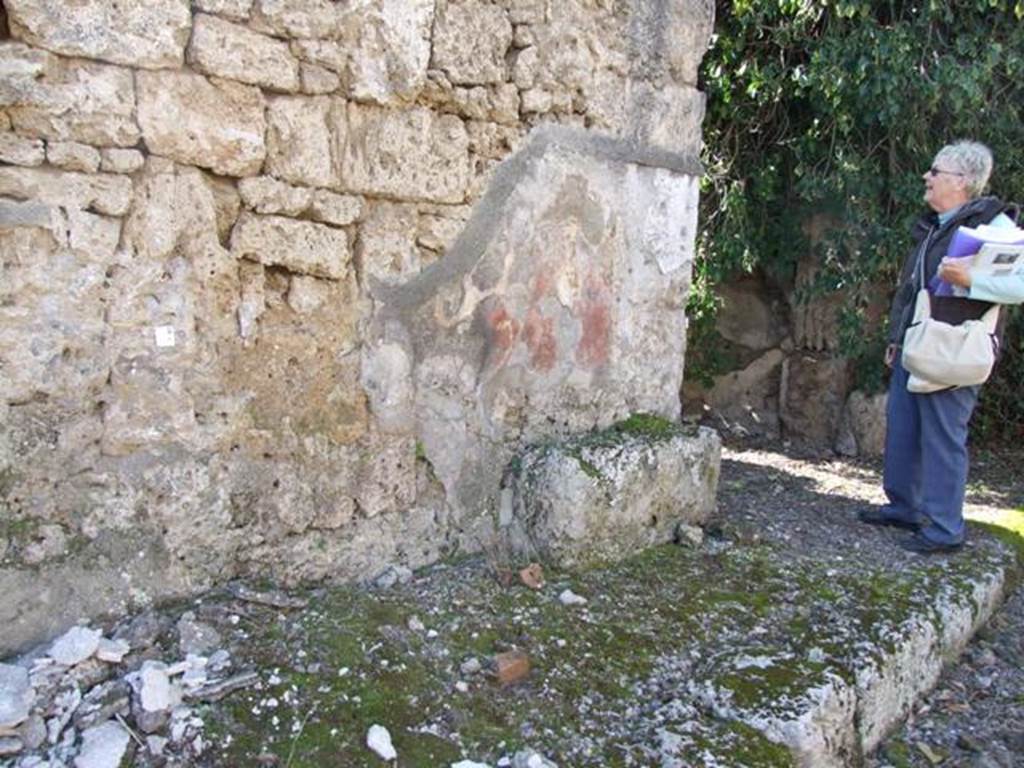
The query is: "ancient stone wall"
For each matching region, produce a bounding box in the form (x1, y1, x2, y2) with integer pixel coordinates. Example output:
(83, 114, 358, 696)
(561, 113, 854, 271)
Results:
(682, 216, 891, 456)
(0, 0, 713, 655)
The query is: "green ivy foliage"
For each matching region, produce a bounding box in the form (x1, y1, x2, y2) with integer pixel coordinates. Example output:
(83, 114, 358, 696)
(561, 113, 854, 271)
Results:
(693, 0, 1024, 442)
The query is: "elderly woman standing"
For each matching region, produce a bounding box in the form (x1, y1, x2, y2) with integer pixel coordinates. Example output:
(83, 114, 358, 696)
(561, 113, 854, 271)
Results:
(859, 140, 1018, 553)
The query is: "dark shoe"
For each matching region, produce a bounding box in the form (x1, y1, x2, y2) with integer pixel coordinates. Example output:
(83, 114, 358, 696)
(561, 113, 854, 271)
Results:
(857, 507, 921, 531)
(898, 532, 963, 554)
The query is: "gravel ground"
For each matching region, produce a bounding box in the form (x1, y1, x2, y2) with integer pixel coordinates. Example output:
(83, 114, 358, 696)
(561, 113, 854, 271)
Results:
(6, 436, 1021, 767)
(714, 436, 1024, 768)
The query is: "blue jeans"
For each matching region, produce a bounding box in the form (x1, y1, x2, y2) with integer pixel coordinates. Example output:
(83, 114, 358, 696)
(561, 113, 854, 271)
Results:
(882, 360, 979, 545)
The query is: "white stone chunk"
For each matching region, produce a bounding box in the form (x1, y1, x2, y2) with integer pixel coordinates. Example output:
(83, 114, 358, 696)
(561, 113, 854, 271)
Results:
(139, 663, 173, 713)
(46, 141, 101, 173)
(188, 14, 300, 92)
(95, 638, 130, 664)
(0, 664, 33, 729)
(49, 627, 102, 666)
(180, 655, 209, 690)
(366, 724, 397, 761)
(146, 734, 168, 756)
(5, 0, 191, 70)
(452, 761, 492, 768)
(74, 721, 130, 768)
(99, 148, 144, 175)
(0, 132, 44, 166)
(558, 589, 587, 606)
(231, 213, 350, 280)
(511, 751, 557, 768)
(432, 2, 513, 85)
(137, 70, 266, 178)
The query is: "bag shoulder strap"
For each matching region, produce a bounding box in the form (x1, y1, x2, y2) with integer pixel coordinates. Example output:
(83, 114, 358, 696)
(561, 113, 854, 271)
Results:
(981, 300, 1001, 332)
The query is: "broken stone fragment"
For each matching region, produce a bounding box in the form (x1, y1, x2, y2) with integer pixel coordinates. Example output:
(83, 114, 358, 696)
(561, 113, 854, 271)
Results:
(46, 685, 82, 745)
(168, 705, 202, 744)
(18, 713, 46, 750)
(558, 589, 587, 607)
(68, 658, 114, 692)
(207, 650, 231, 673)
(0, 664, 33, 730)
(177, 612, 223, 656)
(139, 663, 173, 711)
(95, 638, 130, 664)
(491, 650, 529, 686)
(73, 680, 131, 731)
(226, 583, 309, 610)
(511, 749, 558, 768)
(146, 734, 167, 757)
(131, 661, 180, 734)
(179, 655, 210, 690)
(0, 735, 22, 755)
(676, 523, 705, 549)
(74, 720, 131, 768)
(184, 670, 258, 703)
(49, 627, 102, 667)
(374, 565, 413, 589)
(366, 723, 397, 761)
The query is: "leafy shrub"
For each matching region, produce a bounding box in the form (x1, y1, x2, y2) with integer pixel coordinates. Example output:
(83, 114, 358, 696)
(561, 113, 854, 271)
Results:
(694, 0, 1024, 443)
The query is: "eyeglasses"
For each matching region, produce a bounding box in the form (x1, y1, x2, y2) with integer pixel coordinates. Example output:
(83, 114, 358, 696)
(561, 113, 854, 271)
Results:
(928, 166, 966, 177)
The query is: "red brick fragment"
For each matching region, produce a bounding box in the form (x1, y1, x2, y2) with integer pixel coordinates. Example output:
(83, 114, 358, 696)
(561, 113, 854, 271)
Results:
(519, 562, 544, 590)
(492, 650, 530, 685)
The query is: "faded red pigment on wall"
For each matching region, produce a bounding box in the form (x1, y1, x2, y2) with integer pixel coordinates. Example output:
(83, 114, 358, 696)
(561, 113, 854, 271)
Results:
(522, 307, 557, 372)
(576, 272, 611, 366)
(482, 301, 520, 370)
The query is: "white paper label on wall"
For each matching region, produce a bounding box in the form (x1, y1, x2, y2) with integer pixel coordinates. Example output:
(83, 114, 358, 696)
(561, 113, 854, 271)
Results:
(154, 326, 176, 348)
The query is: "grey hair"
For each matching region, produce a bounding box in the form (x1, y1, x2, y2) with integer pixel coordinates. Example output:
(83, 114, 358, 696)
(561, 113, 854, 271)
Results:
(935, 140, 994, 197)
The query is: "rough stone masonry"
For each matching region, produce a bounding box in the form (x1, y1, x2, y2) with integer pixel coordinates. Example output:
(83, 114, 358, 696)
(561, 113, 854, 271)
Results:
(0, 0, 714, 656)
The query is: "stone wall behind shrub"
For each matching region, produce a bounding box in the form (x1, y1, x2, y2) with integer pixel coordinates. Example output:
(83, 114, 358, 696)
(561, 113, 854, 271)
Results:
(0, 0, 712, 655)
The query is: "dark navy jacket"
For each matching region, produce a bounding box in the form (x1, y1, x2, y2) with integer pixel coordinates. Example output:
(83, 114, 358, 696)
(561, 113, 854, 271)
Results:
(887, 196, 1017, 345)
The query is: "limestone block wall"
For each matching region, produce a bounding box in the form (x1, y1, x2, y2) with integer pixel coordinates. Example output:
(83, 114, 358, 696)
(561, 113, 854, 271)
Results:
(0, 0, 712, 655)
